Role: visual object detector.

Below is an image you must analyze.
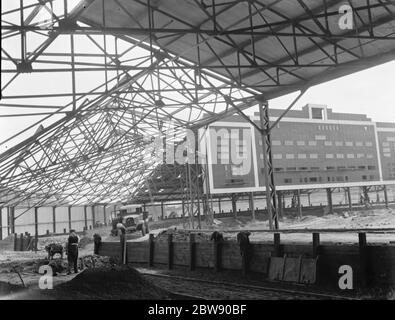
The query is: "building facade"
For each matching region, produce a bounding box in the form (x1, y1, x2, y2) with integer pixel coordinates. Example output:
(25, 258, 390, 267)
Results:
(204, 104, 395, 194)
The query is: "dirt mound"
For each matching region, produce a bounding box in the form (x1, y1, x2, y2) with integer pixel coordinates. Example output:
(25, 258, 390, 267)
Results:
(0, 281, 25, 296)
(48, 264, 171, 299)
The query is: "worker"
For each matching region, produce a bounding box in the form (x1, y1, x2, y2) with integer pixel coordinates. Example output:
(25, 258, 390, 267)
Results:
(117, 218, 127, 261)
(66, 229, 79, 275)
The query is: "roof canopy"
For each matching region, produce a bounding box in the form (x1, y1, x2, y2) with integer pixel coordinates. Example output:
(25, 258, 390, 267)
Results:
(1, 0, 394, 207)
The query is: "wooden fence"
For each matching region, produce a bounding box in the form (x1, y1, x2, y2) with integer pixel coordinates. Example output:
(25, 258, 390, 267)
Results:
(97, 230, 395, 291)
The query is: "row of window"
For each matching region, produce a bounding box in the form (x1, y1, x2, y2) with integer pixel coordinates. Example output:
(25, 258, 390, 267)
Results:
(269, 140, 374, 147)
(267, 153, 375, 160)
(274, 165, 376, 173)
(274, 165, 377, 172)
(284, 175, 376, 184)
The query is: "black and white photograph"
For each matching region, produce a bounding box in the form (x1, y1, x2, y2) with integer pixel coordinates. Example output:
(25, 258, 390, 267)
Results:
(1, 0, 395, 308)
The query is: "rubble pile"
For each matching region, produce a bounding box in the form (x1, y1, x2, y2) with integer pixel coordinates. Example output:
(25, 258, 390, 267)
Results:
(49, 264, 171, 299)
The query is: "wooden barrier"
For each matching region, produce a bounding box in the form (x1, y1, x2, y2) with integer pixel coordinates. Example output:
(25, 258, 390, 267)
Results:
(97, 231, 395, 291)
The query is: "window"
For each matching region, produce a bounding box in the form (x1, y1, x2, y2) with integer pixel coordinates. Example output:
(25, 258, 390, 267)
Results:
(284, 178, 292, 184)
(336, 154, 344, 159)
(310, 154, 318, 159)
(326, 154, 334, 159)
(337, 166, 346, 171)
(272, 140, 281, 146)
(383, 142, 390, 147)
(358, 166, 366, 170)
(383, 148, 391, 153)
(298, 167, 308, 171)
(356, 142, 363, 147)
(369, 175, 375, 180)
(346, 154, 355, 159)
(366, 142, 373, 147)
(324, 141, 333, 146)
(308, 141, 317, 146)
(362, 175, 367, 180)
(275, 168, 284, 172)
(357, 154, 364, 158)
(367, 154, 374, 159)
(297, 141, 305, 146)
(311, 107, 324, 119)
(310, 167, 320, 171)
(286, 154, 294, 159)
(284, 140, 294, 146)
(335, 141, 343, 147)
(336, 176, 344, 182)
(273, 154, 283, 160)
(286, 167, 297, 172)
(298, 154, 307, 159)
(309, 177, 318, 182)
(368, 165, 376, 170)
(345, 141, 353, 147)
(315, 135, 326, 140)
(326, 166, 335, 171)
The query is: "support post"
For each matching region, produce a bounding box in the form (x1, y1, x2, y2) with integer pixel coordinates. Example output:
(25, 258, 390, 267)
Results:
(9, 207, 15, 235)
(92, 205, 96, 228)
(189, 233, 196, 271)
(20, 233, 24, 251)
(274, 233, 281, 257)
(168, 233, 173, 270)
(148, 234, 154, 267)
(384, 185, 389, 208)
(34, 207, 38, 252)
(52, 206, 56, 234)
(297, 189, 302, 219)
(84, 205, 88, 230)
(0, 207, 2, 241)
(161, 202, 164, 220)
(6, 207, 10, 236)
(249, 192, 255, 220)
(277, 191, 282, 219)
(218, 198, 222, 213)
(68, 206, 72, 232)
(231, 194, 237, 218)
(347, 187, 353, 211)
(312, 233, 320, 257)
(358, 232, 368, 288)
(326, 188, 333, 214)
(258, 99, 278, 229)
(213, 236, 222, 272)
(103, 205, 107, 226)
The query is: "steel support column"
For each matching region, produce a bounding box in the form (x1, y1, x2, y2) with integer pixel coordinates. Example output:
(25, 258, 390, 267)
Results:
(297, 189, 302, 219)
(231, 194, 237, 218)
(9, 207, 15, 234)
(326, 188, 333, 214)
(347, 187, 353, 211)
(258, 99, 278, 230)
(0, 207, 3, 241)
(52, 206, 56, 234)
(249, 192, 255, 220)
(384, 185, 389, 208)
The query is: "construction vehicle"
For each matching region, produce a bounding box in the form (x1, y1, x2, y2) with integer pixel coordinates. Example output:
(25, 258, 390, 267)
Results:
(110, 204, 150, 236)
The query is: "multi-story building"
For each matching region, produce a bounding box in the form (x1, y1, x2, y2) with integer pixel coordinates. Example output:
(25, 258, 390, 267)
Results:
(204, 104, 395, 194)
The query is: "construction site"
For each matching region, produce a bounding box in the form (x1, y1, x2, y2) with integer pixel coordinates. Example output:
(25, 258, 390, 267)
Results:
(1, 0, 395, 301)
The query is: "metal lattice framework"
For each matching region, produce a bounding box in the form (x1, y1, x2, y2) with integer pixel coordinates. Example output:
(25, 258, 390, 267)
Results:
(1, 0, 395, 228)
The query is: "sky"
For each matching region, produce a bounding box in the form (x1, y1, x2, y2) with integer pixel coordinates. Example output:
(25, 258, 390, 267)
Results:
(262, 59, 395, 123)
